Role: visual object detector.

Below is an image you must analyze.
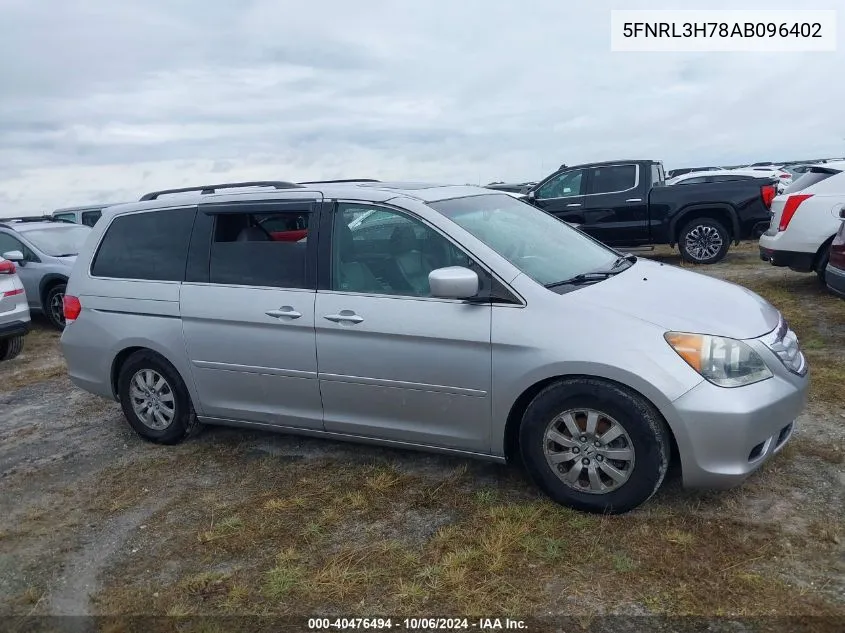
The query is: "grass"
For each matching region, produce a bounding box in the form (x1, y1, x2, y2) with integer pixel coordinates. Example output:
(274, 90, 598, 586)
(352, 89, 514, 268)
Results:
(88, 444, 844, 618)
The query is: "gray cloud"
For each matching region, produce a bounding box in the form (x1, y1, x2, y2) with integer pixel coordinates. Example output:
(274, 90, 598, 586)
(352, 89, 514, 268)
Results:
(1, 0, 844, 212)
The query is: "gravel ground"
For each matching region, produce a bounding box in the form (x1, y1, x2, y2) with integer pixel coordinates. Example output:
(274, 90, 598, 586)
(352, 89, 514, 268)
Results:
(0, 245, 843, 629)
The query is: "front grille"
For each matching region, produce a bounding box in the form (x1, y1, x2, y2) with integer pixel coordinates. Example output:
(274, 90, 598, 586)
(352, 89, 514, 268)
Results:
(760, 316, 807, 376)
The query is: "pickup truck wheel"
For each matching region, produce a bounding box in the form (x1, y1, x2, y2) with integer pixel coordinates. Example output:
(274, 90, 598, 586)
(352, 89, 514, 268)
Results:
(519, 378, 670, 515)
(679, 219, 730, 264)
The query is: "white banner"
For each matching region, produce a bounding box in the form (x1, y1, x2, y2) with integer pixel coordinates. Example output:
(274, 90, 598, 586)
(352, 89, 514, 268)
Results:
(611, 10, 837, 52)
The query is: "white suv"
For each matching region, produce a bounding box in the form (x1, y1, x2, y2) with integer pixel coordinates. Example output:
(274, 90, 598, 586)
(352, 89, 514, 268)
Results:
(0, 256, 31, 361)
(759, 162, 845, 282)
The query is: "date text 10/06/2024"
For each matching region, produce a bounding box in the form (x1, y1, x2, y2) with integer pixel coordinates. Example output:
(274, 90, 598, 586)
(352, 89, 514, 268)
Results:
(307, 618, 528, 630)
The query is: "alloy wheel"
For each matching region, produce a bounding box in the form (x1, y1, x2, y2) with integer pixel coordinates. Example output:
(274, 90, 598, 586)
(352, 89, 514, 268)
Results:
(129, 369, 176, 430)
(684, 224, 724, 262)
(543, 408, 636, 494)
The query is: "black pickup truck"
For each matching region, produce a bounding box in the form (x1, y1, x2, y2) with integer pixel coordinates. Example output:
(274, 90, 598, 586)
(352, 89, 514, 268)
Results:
(520, 159, 777, 264)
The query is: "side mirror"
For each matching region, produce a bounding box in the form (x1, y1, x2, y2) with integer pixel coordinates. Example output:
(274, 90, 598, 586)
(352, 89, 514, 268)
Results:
(429, 266, 479, 299)
(527, 190, 537, 201)
(2, 250, 24, 263)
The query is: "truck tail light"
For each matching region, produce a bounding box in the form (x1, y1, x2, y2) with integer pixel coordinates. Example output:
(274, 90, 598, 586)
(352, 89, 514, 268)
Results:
(63, 295, 81, 322)
(761, 184, 776, 209)
(0, 260, 15, 274)
(778, 194, 813, 231)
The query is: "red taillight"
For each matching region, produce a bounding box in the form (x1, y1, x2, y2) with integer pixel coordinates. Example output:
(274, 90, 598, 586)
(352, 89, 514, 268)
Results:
(63, 295, 81, 322)
(761, 185, 776, 209)
(0, 260, 15, 274)
(2, 288, 23, 298)
(778, 194, 813, 231)
(779, 173, 790, 178)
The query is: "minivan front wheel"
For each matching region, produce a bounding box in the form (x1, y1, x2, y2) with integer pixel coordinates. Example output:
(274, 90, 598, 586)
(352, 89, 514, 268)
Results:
(519, 378, 670, 514)
(117, 351, 198, 444)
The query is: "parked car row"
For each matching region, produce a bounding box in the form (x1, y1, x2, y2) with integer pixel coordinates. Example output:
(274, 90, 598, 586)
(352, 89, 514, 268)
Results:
(758, 161, 845, 298)
(0, 216, 93, 331)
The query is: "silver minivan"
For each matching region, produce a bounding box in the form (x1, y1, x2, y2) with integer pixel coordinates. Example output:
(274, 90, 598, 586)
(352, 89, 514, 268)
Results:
(60, 181, 809, 514)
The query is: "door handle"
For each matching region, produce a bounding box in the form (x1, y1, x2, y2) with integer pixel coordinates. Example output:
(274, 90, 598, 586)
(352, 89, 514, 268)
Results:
(266, 306, 302, 319)
(565, 203, 581, 207)
(625, 198, 642, 202)
(324, 312, 364, 324)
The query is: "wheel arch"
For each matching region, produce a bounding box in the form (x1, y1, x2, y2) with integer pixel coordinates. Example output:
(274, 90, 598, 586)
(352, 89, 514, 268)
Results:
(38, 273, 68, 308)
(502, 373, 680, 472)
(110, 345, 189, 403)
(669, 204, 740, 247)
(813, 233, 837, 270)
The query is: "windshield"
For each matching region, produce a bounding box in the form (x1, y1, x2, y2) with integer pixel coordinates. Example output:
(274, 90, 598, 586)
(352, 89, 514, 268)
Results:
(23, 225, 91, 256)
(429, 194, 619, 287)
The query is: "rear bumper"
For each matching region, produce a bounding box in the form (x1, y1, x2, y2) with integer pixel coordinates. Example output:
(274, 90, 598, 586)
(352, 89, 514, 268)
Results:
(758, 246, 815, 271)
(0, 319, 31, 339)
(825, 263, 845, 298)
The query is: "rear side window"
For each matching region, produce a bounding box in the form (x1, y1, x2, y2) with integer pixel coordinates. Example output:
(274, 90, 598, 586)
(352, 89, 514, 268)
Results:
(92, 208, 196, 281)
(209, 208, 314, 289)
(783, 169, 842, 194)
(588, 164, 637, 194)
(53, 213, 76, 222)
(81, 210, 102, 227)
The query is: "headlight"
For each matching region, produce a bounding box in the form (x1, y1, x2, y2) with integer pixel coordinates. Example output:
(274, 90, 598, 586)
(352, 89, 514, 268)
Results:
(664, 332, 773, 388)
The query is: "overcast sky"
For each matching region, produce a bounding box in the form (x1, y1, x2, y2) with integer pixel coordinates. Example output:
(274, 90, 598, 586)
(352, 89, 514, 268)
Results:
(1, 0, 844, 214)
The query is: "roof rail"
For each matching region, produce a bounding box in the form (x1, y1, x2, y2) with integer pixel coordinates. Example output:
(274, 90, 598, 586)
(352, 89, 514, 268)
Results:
(298, 179, 381, 184)
(139, 181, 303, 201)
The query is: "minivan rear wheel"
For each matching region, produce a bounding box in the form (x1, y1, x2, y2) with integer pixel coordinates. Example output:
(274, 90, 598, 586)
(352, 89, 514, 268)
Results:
(519, 378, 670, 514)
(117, 351, 198, 444)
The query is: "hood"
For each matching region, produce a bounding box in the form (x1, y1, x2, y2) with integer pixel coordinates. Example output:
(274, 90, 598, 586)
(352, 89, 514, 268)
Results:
(576, 259, 780, 340)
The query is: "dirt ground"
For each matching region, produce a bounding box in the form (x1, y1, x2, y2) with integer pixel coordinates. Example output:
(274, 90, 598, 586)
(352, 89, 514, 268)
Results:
(1, 242, 843, 632)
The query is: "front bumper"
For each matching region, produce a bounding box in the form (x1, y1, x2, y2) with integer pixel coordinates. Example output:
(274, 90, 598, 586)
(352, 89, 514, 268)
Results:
(758, 246, 815, 271)
(666, 347, 808, 489)
(825, 263, 845, 298)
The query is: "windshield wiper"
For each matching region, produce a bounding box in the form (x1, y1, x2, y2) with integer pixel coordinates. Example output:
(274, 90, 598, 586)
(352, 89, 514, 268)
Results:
(545, 257, 634, 289)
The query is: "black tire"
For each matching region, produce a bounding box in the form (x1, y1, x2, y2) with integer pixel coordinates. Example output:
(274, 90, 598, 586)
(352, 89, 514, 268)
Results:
(117, 351, 198, 445)
(678, 218, 730, 264)
(519, 378, 670, 515)
(815, 247, 830, 284)
(44, 283, 67, 331)
(0, 335, 24, 361)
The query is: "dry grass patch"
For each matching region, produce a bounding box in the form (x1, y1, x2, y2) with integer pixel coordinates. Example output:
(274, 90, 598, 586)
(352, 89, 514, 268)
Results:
(91, 449, 844, 618)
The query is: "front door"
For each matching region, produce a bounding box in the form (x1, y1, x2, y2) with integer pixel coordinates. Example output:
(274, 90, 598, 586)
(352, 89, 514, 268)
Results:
(530, 168, 586, 225)
(179, 199, 323, 429)
(315, 202, 493, 453)
(580, 163, 649, 245)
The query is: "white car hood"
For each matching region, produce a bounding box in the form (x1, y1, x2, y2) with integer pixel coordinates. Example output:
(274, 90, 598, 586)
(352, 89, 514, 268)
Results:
(576, 259, 780, 340)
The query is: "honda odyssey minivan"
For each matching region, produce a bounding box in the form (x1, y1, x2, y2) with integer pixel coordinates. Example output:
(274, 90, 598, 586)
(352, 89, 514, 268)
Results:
(60, 181, 808, 514)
